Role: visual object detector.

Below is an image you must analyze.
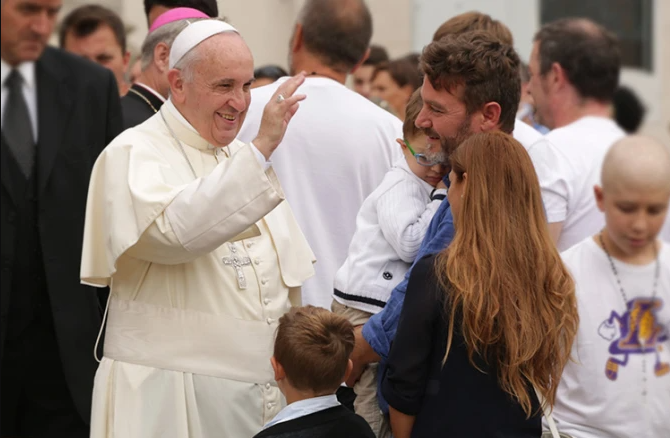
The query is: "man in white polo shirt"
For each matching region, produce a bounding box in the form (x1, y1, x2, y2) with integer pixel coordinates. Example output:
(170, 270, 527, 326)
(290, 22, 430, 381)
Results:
(238, 0, 402, 310)
(527, 18, 625, 251)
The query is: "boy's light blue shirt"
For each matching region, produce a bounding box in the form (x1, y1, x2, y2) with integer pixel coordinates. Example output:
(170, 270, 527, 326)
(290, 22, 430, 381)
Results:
(261, 394, 340, 430)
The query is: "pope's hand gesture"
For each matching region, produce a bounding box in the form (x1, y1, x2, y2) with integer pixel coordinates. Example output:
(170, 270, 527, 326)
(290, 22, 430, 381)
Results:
(253, 72, 307, 160)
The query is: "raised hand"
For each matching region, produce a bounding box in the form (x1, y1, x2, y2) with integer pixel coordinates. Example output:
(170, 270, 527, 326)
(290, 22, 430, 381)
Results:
(253, 72, 307, 159)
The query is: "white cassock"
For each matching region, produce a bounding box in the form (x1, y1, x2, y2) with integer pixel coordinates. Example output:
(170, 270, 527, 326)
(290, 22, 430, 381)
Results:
(81, 99, 315, 438)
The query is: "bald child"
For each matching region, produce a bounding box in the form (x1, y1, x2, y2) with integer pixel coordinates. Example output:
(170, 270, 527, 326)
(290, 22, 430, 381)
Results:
(547, 136, 670, 438)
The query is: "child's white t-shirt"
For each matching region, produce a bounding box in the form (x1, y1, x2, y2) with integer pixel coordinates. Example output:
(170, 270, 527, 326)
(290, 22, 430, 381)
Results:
(528, 117, 625, 251)
(553, 238, 670, 438)
(662, 217, 670, 243)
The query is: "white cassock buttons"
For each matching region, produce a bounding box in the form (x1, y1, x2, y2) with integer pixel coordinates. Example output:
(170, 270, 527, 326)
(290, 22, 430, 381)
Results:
(266, 317, 274, 325)
(246, 242, 254, 249)
(254, 258, 260, 265)
(261, 278, 268, 285)
(263, 298, 271, 305)
(265, 383, 271, 390)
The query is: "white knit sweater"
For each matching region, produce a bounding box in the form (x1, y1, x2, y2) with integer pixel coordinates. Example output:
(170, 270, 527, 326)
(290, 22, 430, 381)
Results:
(333, 157, 444, 313)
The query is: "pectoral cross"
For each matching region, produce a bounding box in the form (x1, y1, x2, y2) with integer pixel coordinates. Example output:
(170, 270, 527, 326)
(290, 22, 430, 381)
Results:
(222, 243, 251, 289)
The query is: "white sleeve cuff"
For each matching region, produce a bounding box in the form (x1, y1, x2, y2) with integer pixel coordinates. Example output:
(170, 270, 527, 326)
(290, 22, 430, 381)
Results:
(430, 188, 447, 201)
(250, 141, 272, 171)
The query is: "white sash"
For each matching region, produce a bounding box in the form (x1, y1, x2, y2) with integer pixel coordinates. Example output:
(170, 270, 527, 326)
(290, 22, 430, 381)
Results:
(102, 297, 276, 384)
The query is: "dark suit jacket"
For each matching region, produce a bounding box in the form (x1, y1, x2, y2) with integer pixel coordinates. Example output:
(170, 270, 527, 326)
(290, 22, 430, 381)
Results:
(120, 83, 163, 129)
(253, 406, 375, 438)
(0, 47, 122, 423)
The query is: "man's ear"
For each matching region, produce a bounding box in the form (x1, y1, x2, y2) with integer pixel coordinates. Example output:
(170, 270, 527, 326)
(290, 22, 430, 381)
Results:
(290, 24, 303, 54)
(351, 47, 371, 74)
(478, 101, 502, 132)
(154, 42, 170, 72)
(270, 356, 286, 382)
(550, 62, 567, 92)
(167, 69, 185, 102)
(342, 359, 354, 384)
(594, 185, 605, 212)
(122, 50, 131, 70)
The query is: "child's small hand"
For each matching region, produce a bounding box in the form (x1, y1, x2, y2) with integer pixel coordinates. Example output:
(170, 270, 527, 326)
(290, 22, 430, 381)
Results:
(436, 180, 448, 190)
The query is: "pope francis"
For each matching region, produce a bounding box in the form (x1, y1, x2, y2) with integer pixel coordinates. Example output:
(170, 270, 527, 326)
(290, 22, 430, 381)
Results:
(81, 20, 315, 438)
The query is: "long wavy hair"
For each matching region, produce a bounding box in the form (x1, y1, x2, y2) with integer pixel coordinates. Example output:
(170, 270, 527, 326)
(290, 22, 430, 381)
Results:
(435, 132, 578, 416)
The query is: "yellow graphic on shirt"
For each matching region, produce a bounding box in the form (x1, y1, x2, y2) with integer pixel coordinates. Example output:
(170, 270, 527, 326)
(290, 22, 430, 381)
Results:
(597, 297, 669, 380)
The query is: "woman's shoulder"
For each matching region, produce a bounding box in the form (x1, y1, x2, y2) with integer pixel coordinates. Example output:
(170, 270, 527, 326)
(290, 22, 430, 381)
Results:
(409, 253, 447, 301)
(412, 253, 440, 278)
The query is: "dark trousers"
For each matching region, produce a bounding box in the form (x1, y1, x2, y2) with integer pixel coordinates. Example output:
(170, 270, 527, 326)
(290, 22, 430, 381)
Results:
(1, 320, 88, 438)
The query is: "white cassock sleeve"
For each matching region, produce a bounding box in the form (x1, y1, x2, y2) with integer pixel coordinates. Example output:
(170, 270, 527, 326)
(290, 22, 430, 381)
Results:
(81, 133, 283, 287)
(163, 144, 277, 256)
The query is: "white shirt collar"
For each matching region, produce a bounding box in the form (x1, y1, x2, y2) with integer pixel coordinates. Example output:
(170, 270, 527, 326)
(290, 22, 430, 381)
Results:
(262, 394, 340, 430)
(1, 58, 36, 89)
(164, 98, 198, 133)
(135, 82, 167, 102)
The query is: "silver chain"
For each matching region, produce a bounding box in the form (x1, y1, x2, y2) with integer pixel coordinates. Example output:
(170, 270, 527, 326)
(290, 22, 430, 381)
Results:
(598, 231, 659, 396)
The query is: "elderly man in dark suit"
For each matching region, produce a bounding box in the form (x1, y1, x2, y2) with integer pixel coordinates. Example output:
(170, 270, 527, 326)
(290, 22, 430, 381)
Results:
(0, 0, 122, 437)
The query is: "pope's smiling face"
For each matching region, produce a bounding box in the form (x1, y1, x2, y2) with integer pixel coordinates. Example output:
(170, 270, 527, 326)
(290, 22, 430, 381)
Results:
(172, 33, 254, 147)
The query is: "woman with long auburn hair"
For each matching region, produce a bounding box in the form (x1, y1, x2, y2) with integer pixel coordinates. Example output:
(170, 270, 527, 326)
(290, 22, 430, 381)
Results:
(381, 132, 579, 438)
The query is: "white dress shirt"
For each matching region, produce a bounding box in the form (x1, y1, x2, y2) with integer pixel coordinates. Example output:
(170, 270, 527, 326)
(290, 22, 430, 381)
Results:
(262, 394, 341, 430)
(1, 58, 38, 141)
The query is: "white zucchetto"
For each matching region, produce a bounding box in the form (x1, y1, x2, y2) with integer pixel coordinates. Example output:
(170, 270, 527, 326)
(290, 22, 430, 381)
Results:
(169, 19, 239, 69)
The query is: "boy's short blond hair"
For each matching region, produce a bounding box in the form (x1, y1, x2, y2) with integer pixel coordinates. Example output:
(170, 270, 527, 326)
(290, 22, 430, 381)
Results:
(274, 306, 354, 394)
